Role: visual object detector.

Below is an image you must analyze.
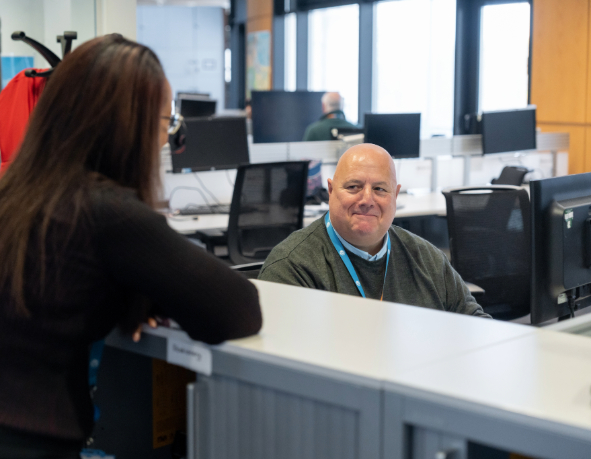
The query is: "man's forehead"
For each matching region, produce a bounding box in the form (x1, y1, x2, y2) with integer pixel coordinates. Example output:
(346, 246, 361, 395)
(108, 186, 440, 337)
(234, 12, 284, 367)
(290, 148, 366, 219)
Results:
(339, 158, 396, 182)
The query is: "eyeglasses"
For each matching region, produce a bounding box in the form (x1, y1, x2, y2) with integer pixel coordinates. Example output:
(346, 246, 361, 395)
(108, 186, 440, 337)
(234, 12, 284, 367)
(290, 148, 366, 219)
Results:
(161, 113, 185, 135)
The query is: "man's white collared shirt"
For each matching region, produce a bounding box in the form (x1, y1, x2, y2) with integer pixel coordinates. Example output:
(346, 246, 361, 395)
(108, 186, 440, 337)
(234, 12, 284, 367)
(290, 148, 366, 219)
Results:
(329, 216, 388, 261)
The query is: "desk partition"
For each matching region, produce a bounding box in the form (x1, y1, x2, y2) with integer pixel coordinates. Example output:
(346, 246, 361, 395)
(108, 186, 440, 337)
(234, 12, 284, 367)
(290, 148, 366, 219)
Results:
(104, 280, 591, 459)
(248, 132, 569, 190)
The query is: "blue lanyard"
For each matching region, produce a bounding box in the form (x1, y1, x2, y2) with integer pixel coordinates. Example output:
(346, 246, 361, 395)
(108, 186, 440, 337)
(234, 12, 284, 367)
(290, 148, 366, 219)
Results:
(324, 213, 391, 300)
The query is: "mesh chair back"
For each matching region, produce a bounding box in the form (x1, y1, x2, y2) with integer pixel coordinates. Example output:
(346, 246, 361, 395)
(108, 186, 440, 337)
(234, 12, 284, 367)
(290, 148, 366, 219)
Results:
(442, 186, 531, 320)
(491, 166, 530, 186)
(227, 161, 309, 265)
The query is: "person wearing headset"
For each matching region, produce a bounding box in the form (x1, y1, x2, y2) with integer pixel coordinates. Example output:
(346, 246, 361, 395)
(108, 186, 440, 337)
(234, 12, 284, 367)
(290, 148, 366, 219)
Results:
(303, 92, 358, 141)
(0, 35, 262, 458)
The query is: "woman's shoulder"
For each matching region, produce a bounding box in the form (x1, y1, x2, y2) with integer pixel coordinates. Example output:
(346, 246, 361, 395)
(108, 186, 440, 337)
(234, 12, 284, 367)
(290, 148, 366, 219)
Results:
(89, 178, 139, 203)
(87, 178, 156, 226)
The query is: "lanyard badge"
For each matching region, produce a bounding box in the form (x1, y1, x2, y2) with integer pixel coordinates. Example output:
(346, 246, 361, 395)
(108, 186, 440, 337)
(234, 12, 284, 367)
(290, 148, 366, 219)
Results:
(324, 213, 391, 300)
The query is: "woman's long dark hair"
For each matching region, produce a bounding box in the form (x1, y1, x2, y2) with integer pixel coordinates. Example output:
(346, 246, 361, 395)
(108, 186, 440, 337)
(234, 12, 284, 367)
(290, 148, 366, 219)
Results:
(0, 34, 166, 316)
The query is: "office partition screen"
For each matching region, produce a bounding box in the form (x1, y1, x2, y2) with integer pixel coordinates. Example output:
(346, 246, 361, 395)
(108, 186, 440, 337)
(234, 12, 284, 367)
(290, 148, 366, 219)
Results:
(364, 113, 421, 159)
(481, 107, 536, 154)
(171, 117, 249, 173)
(251, 91, 324, 143)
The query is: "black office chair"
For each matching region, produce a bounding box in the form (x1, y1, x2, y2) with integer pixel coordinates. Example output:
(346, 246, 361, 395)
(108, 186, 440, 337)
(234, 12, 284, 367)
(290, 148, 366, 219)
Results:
(194, 161, 309, 265)
(491, 166, 531, 186)
(442, 186, 531, 321)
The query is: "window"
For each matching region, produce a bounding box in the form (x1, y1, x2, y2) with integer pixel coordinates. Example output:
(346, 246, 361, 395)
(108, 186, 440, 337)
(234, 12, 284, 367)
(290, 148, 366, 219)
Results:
(285, 12, 297, 91)
(373, 0, 456, 138)
(308, 4, 360, 123)
(479, 2, 531, 112)
(225, 48, 232, 83)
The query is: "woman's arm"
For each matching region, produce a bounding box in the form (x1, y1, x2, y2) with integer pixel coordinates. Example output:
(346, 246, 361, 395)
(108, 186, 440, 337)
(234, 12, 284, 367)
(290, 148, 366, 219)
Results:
(93, 188, 262, 344)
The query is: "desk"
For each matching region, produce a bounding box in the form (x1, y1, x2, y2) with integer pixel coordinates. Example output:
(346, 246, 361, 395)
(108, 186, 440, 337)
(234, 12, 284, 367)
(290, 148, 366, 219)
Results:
(105, 280, 591, 458)
(166, 191, 447, 235)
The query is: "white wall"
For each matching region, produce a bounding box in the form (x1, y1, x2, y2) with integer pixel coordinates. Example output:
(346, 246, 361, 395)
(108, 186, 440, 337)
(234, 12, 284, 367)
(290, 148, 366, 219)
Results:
(43, 0, 96, 58)
(0, 0, 45, 67)
(137, 5, 225, 108)
(0, 0, 96, 69)
(95, 0, 136, 39)
(1, 0, 143, 87)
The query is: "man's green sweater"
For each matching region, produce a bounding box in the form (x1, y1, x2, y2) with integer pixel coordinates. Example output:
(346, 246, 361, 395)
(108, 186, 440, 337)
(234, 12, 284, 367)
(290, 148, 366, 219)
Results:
(303, 117, 358, 141)
(259, 216, 490, 317)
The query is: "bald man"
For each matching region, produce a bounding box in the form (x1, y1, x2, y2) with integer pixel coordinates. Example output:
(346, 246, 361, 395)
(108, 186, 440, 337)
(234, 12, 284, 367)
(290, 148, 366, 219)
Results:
(259, 144, 490, 318)
(303, 92, 358, 141)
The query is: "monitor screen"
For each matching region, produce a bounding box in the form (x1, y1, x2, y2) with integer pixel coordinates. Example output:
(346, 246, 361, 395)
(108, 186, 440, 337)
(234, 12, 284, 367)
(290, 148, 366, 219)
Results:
(251, 91, 324, 143)
(178, 98, 217, 118)
(481, 107, 537, 154)
(363, 113, 421, 159)
(530, 172, 591, 324)
(171, 117, 249, 173)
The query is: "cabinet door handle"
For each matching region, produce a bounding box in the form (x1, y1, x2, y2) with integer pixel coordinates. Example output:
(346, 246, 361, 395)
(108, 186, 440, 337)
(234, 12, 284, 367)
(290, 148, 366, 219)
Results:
(435, 449, 459, 459)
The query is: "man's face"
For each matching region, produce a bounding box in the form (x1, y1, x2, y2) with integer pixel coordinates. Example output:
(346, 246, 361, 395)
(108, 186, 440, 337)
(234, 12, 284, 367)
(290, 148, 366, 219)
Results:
(327, 146, 401, 254)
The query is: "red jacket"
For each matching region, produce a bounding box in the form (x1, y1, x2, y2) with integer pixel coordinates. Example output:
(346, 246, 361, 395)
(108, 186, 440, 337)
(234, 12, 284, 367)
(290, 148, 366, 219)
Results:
(0, 70, 47, 173)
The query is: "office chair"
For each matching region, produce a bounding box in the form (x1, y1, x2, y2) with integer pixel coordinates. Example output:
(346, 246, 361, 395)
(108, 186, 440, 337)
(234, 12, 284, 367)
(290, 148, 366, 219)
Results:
(194, 161, 309, 265)
(231, 262, 265, 279)
(442, 186, 531, 321)
(491, 166, 531, 186)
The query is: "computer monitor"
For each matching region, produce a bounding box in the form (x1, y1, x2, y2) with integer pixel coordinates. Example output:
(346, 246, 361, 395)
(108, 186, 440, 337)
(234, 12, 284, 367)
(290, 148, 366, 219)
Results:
(363, 113, 421, 159)
(481, 107, 537, 155)
(251, 91, 324, 143)
(178, 98, 217, 118)
(171, 117, 249, 173)
(530, 172, 591, 324)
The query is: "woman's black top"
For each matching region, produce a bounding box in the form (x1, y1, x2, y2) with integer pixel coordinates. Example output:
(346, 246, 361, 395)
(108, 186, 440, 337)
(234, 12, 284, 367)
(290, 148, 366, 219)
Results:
(0, 182, 262, 441)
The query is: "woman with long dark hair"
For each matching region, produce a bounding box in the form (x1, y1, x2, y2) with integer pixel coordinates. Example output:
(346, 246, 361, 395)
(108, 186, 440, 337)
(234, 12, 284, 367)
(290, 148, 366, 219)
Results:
(0, 34, 262, 457)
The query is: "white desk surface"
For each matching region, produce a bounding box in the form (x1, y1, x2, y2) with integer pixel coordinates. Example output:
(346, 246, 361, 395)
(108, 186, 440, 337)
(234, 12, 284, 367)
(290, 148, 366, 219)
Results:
(391, 328, 591, 434)
(216, 280, 535, 383)
(167, 213, 230, 234)
(166, 213, 322, 235)
(395, 190, 447, 218)
(139, 279, 591, 436)
(166, 192, 447, 235)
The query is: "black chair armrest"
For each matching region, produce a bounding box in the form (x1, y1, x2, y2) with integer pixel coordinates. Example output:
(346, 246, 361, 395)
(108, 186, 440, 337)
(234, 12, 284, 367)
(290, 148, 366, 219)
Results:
(231, 262, 265, 279)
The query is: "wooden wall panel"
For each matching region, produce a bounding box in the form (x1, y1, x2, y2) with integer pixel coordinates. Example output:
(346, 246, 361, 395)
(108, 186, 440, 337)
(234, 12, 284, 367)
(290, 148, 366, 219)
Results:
(247, 16, 273, 34)
(538, 123, 586, 173)
(587, 0, 591, 124)
(246, 0, 274, 95)
(247, 0, 273, 21)
(531, 0, 589, 124)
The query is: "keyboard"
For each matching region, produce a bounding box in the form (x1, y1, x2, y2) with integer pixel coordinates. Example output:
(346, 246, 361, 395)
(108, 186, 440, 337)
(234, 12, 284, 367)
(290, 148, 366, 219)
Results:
(175, 204, 231, 215)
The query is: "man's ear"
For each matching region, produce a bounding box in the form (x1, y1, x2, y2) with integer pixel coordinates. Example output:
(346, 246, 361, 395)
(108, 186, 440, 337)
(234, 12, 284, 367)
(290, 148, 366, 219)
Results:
(327, 178, 333, 195)
(395, 184, 401, 198)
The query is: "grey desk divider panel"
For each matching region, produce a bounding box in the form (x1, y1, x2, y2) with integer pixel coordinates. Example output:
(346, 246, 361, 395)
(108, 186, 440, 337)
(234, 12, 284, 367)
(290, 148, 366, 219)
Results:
(105, 329, 381, 459)
(189, 348, 381, 459)
(103, 280, 591, 459)
(103, 329, 591, 459)
(383, 385, 591, 459)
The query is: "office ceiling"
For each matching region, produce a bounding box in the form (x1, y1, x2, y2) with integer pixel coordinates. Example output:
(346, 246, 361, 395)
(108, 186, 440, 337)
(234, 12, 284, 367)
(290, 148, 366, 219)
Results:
(137, 0, 230, 9)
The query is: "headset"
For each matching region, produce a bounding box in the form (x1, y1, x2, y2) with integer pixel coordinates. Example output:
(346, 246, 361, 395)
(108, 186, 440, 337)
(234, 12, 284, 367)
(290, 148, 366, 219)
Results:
(168, 113, 187, 154)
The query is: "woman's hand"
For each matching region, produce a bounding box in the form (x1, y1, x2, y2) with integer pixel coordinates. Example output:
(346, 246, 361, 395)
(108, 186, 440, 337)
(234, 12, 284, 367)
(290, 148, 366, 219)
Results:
(132, 317, 158, 342)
